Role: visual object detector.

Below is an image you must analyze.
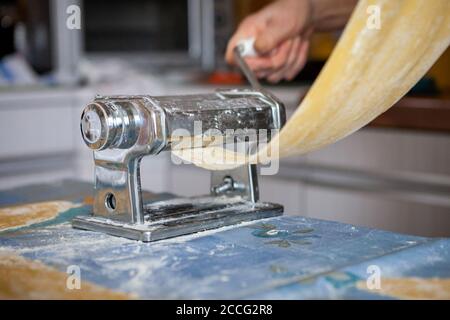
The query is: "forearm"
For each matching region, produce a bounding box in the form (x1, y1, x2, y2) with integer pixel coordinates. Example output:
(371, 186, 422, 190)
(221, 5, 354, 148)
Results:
(310, 0, 358, 32)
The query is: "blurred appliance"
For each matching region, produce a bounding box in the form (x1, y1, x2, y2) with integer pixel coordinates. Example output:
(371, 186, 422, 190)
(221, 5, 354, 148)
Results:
(5, 0, 234, 83)
(83, 0, 188, 52)
(188, 0, 234, 70)
(0, 1, 16, 59)
(83, 0, 234, 71)
(4, 0, 82, 84)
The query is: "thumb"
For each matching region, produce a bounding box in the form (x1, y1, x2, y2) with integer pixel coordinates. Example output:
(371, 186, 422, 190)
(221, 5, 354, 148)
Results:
(254, 23, 291, 54)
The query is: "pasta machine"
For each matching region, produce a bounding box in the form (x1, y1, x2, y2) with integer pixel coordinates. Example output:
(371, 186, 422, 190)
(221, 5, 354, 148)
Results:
(72, 47, 286, 242)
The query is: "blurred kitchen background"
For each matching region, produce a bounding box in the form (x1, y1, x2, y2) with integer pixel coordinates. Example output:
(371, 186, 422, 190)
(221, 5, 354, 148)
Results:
(1, 0, 450, 237)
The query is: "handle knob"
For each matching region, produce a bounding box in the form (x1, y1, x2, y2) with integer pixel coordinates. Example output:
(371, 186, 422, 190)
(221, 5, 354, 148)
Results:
(80, 102, 119, 150)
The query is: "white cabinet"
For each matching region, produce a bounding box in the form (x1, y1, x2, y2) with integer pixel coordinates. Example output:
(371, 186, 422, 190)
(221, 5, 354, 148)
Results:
(0, 91, 76, 159)
(304, 184, 450, 237)
(307, 128, 450, 176)
(0, 89, 79, 190)
(274, 128, 450, 237)
(259, 176, 305, 215)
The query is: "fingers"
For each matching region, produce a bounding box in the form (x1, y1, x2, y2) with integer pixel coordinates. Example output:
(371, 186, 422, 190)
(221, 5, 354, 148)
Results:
(244, 56, 274, 72)
(253, 18, 293, 55)
(252, 0, 308, 54)
(224, 11, 311, 83)
(225, 2, 299, 65)
(245, 39, 293, 80)
(225, 33, 249, 65)
(269, 39, 294, 72)
(266, 36, 301, 83)
(225, 0, 314, 69)
(235, 36, 310, 83)
(284, 39, 310, 80)
(225, 16, 261, 65)
(282, 27, 313, 80)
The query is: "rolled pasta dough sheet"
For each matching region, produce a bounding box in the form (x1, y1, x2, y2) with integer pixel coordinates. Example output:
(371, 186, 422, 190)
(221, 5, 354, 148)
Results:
(173, 0, 450, 169)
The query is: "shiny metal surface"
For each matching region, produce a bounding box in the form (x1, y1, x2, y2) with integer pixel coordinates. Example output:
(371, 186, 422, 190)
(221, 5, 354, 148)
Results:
(211, 164, 259, 202)
(233, 45, 261, 90)
(74, 89, 285, 241)
(72, 196, 283, 242)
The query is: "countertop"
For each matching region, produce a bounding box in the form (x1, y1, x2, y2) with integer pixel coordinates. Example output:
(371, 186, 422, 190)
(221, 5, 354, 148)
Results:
(1, 180, 449, 299)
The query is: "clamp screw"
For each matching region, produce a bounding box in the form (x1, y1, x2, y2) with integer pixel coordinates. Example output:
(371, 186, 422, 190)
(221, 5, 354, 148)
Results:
(211, 176, 246, 195)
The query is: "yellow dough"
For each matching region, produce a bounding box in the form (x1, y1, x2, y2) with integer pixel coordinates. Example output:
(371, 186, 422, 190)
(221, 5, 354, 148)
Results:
(0, 201, 80, 232)
(173, 142, 257, 170)
(0, 252, 130, 299)
(356, 277, 450, 300)
(173, 0, 450, 169)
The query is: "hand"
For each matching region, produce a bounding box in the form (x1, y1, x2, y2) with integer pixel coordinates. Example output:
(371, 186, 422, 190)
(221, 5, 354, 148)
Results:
(225, 0, 314, 83)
